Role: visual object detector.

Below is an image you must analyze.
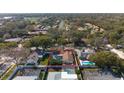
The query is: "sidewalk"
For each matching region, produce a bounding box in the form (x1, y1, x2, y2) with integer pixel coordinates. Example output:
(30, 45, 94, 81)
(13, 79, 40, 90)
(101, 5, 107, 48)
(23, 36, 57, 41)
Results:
(111, 49, 124, 59)
(106, 44, 124, 59)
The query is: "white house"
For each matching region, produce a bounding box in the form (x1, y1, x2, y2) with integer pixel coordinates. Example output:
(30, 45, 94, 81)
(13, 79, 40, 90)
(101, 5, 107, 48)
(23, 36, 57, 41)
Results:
(61, 72, 77, 80)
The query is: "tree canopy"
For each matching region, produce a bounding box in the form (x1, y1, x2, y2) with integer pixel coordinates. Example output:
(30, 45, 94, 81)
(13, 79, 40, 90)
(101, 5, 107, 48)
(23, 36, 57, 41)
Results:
(89, 51, 120, 68)
(30, 35, 52, 48)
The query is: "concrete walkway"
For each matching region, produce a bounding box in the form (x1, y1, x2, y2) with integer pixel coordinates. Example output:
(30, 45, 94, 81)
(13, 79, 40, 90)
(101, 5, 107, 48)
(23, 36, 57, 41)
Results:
(75, 49, 81, 57)
(106, 44, 124, 59)
(111, 48, 124, 59)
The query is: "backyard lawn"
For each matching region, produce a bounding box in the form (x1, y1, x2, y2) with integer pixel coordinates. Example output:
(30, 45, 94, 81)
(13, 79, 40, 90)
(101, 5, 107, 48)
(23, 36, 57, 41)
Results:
(40, 58, 49, 65)
(48, 68, 62, 72)
(39, 71, 45, 80)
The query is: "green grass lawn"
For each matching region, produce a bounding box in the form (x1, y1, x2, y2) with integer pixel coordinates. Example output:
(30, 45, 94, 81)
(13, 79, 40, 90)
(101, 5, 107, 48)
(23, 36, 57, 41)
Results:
(40, 58, 49, 65)
(2, 65, 16, 80)
(39, 71, 46, 80)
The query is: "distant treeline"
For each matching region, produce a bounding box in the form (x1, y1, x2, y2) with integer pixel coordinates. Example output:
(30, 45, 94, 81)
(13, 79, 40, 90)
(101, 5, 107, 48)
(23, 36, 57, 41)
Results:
(0, 13, 124, 18)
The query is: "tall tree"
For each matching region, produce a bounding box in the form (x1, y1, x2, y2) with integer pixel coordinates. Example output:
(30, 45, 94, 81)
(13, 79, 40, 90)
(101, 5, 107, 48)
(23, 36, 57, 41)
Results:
(89, 51, 120, 68)
(30, 35, 52, 48)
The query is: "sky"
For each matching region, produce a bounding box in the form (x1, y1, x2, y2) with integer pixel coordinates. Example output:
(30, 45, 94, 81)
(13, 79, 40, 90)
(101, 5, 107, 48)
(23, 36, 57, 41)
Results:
(0, 0, 124, 13)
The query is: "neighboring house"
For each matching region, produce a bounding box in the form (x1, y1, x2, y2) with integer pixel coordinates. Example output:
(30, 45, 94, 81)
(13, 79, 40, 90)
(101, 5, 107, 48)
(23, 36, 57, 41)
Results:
(28, 25, 48, 35)
(28, 30, 47, 35)
(13, 76, 38, 80)
(47, 72, 61, 80)
(82, 69, 121, 80)
(77, 27, 84, 31)
(36, 50, 44, 58)
(30, 47, 37, 51)
(47, 71, 77, 80)
(61, 72, 77, 80)
(4, 38, 22, 42)
(62, 49, 74, 64)
(26, 52, 38, 66)
(12, 68, 41, 80)
(81, 48, 95, 59)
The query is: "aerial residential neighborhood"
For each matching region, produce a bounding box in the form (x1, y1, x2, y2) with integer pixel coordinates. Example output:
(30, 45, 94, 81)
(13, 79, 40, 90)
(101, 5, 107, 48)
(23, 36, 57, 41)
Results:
(0, 13, 124, 80)
(0, 0, 124, 93)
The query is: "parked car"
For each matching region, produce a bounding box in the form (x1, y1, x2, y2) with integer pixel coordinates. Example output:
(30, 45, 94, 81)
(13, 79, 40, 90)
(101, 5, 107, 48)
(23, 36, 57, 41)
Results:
(116, 45, 123, 49)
